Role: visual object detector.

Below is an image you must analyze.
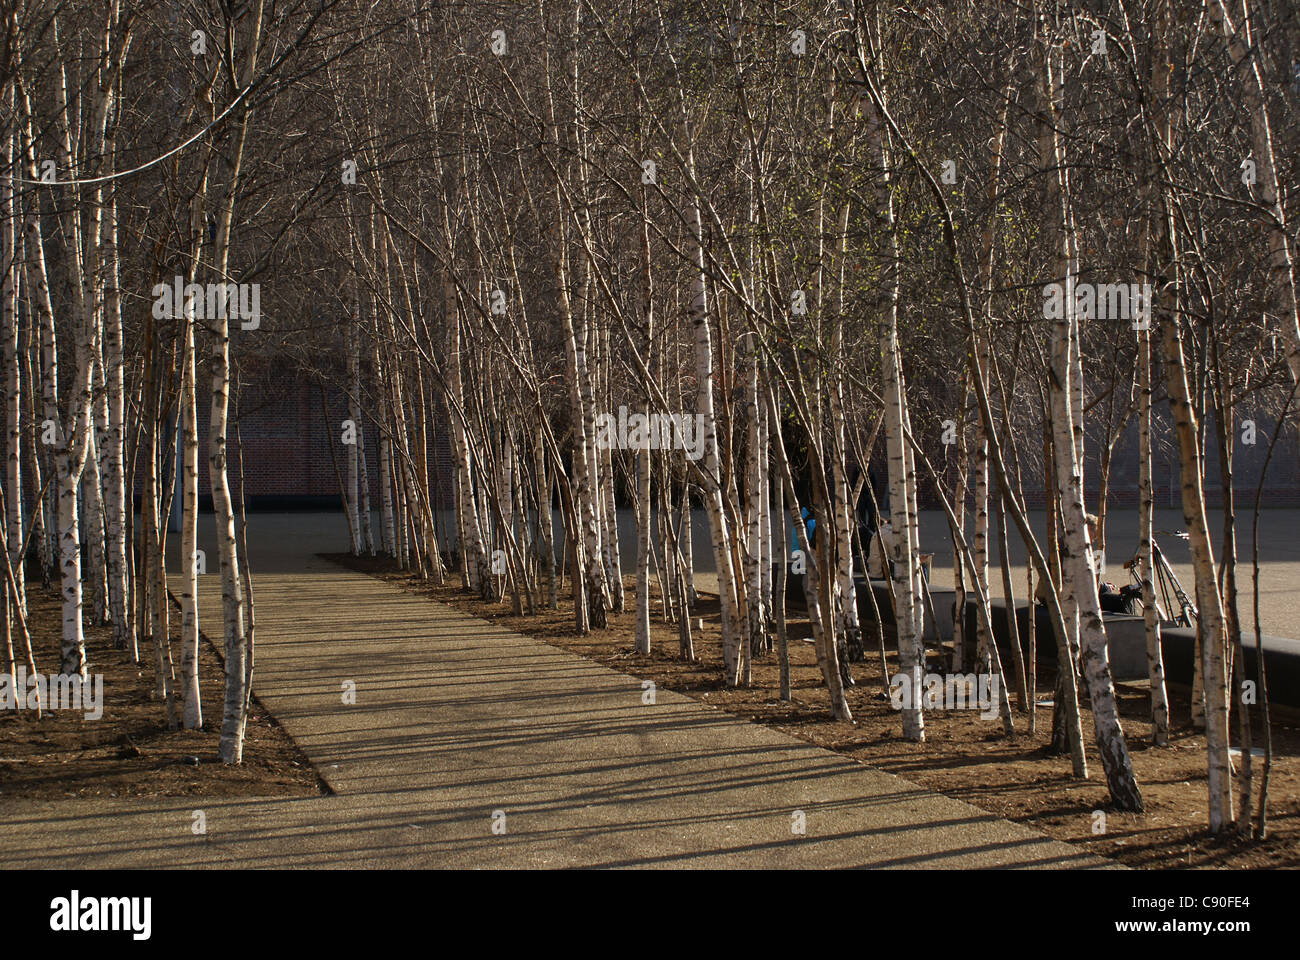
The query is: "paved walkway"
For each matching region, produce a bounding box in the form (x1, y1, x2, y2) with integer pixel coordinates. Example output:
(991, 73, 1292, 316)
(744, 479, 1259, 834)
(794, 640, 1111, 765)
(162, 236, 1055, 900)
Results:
(0, 514, 1111, 868)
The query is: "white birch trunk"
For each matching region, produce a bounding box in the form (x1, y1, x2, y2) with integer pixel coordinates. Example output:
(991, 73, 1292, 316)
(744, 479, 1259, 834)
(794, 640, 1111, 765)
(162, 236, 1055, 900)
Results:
(633, 197, 654, 653)
(357, 413, 374, 556)
(1137, 321, 1168, 744)
(686, 174, 743, 684)
(346, 321, 362, 555)
(744, 335, 766, 658)
(82, 429, 107, 624)
(212, 1, 264, 763)
(445, 275, 489, 596)
(866, 89, 924, 739)
(552, 220, 600, 630)
(101, 184, 128, 652)
(2, 124, 21, 617)
(1040, 32, 1142, 810)
(180, 261, 201, 729)
(1159, 267, 1233, 830)
(973, 349, 991, 667)
(1137, 18, 1172, 745)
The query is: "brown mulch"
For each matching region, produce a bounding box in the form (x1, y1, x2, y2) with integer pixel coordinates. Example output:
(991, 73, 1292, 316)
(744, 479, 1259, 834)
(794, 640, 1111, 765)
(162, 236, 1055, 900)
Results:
(0, 580, 327, 802)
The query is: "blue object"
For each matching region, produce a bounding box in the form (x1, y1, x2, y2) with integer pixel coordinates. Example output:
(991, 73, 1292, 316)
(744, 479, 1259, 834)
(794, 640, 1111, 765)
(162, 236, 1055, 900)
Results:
(789, 507, 815, 552)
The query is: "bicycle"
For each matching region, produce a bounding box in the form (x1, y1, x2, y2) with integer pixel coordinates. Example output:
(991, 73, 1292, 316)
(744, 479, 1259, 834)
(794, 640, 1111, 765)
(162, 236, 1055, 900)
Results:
(1122, 531, 1198, 628)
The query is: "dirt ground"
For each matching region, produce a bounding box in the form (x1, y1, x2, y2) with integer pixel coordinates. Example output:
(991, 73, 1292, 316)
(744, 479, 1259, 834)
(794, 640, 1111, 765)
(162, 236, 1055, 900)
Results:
(0, 582, 326, 803)
(331, 553, 1300, 869)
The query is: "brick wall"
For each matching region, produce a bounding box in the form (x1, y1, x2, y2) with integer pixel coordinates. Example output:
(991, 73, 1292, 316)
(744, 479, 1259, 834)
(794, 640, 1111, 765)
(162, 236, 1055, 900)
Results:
(112, 377, 456, 509)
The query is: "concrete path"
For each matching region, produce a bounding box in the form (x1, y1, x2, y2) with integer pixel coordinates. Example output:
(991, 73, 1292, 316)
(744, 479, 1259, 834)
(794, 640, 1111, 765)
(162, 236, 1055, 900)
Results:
(0, 514, 1111, 868)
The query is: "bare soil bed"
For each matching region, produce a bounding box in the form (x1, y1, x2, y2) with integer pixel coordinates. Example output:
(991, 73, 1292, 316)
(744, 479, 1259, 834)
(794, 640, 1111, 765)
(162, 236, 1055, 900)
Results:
(331, 552, 1300, 869)
(0, 582, 326, 803)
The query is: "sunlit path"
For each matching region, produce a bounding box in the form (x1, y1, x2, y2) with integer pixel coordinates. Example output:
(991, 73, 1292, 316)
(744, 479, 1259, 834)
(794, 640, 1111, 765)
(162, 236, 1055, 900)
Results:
(1, 513, 1112, 869)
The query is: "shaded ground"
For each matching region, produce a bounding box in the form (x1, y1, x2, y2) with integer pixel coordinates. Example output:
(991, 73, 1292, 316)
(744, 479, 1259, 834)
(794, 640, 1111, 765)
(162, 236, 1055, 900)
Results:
(333, 552, 1299, 869)
(0, 582, 327, 803)
(2, 540, 1109, 869)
